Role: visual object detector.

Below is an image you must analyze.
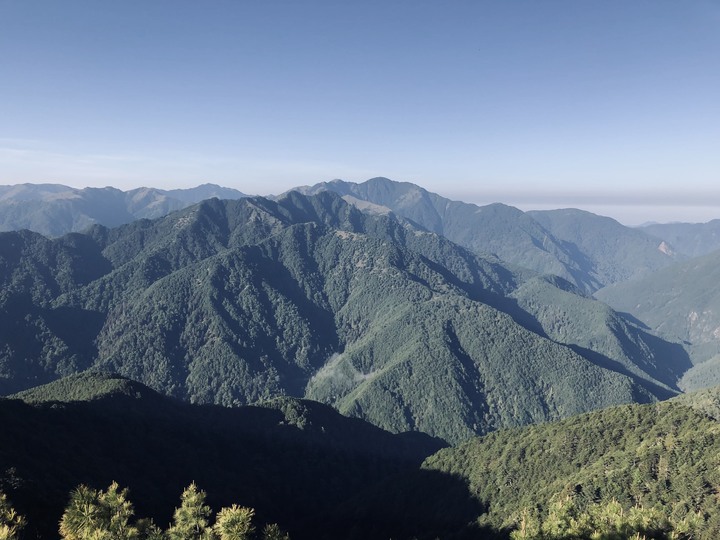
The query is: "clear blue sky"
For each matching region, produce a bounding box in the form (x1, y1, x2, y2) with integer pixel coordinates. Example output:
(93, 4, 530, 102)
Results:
(1, 1, 719, 224)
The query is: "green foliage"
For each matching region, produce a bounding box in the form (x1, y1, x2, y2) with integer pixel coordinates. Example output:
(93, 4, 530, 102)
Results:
(510, 496, 678, 540)
(53, 482, 283, 540)
(59, 482, 139, 540)
(167, 483, 214, 540)
(0, 491, 25, 540)
(260, 524, 289, 540)
(424, 393, 720, 539)
(213, 505, 255, 540)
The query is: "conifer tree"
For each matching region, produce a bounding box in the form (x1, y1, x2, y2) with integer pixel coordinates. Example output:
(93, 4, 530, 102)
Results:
(213, 505, 254, 540)
(260, 523, 289, 540)
(59, 482, 138, 540)
(167, 483, 214, 540)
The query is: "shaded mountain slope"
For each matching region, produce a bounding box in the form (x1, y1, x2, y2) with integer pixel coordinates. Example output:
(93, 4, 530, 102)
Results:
(528, 208, 678, 286)
(0, 192, 689, 443)
(1, 373, 451, 540)
(419, 386, 720, 538)
(0, 183, 247, 237)
(596, 250, 720, 391)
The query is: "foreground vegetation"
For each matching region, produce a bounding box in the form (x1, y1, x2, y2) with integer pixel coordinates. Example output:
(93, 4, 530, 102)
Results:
(5, 374, 720, 539)
(423, 389, 720, 539)
(2, 483, 288, 540)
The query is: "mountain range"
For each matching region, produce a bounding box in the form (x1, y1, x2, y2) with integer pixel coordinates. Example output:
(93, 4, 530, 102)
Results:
(0, 189, 690, 443)
(3, 177, 720, 538)
(0, 183, 247, 237)
(1, 178, 683, 294)
(292, 178, 679, 293)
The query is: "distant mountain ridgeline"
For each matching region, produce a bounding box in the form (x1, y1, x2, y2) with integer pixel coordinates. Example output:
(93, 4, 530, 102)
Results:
(640, 220, 720, 258)
(0, 190, 691, 443)
(0, 183, 247, 237)
(292, 177, 680, 293)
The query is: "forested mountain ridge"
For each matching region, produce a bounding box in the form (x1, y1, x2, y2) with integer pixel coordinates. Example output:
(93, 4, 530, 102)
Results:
(0, 191, 689, 442)
(292, 177, 679, 293)
(0, 183, 247, 237)
(2, 178, 682, 295)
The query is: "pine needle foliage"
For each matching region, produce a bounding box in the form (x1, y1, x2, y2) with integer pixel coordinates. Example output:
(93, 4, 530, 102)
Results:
(0, 492, 26, 540)
(167, 483, 214, 540)
(213, 505, 255, 540)
(59, 482, 138, 540)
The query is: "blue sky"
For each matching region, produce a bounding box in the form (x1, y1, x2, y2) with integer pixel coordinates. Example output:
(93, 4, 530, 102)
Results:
(1, 1, 719, 224)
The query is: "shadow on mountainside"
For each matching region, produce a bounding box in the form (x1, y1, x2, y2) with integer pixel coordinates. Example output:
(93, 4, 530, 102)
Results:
(0, 382, 488, 539)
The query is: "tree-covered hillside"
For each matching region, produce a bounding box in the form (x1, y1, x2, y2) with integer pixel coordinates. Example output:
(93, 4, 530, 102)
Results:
(0, 192, 689, 442)
(421, 386, 720, 539)
(528, 207, 677, 287)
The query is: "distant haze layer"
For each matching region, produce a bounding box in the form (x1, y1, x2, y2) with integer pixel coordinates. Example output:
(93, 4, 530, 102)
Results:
(444, 190, 720, 226)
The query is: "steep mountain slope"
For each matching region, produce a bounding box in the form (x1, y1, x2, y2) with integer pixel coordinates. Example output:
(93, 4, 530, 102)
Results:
(1, 372, 450, 540)
(293, 177, 677, 292)
(596, 250, 720, 391)
(0, 183, 247, 237)
(528, 208, 678, 285)
(640, 219, 720, 258)
(0, 192, 689, 443)
(420, 386, 720, 538)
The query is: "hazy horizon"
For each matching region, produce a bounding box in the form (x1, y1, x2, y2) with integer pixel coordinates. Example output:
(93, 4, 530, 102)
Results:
(2, 2, 719, 226)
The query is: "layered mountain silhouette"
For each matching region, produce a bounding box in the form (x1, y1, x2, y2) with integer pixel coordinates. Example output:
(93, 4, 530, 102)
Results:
(0, 183, 247, 237)
(0, 191, 690, 443)
(1, 178, 681, 294)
